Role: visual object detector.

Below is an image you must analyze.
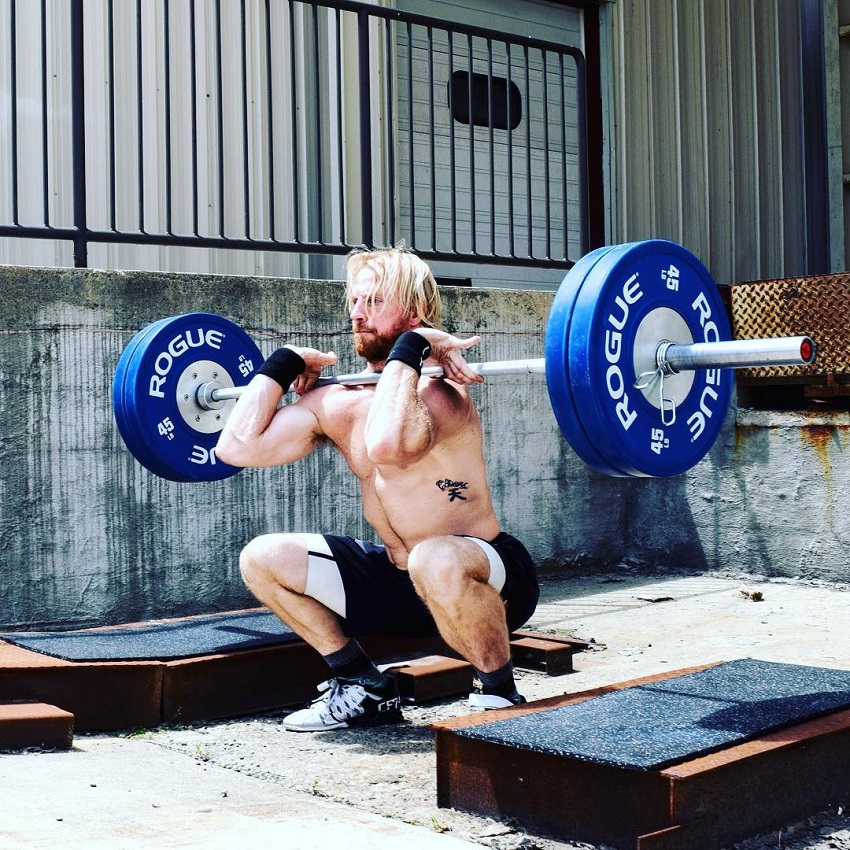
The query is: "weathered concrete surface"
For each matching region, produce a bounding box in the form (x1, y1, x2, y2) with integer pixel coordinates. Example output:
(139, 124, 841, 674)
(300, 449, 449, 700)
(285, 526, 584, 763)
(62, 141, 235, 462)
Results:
(3, 573, 850, 850)
(0, 265, 847, 629)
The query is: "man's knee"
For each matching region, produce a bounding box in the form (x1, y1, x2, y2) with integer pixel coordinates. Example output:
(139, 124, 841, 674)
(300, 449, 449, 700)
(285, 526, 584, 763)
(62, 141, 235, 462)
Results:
(239, 533, 306, 593)
(408, 536, 486, 594)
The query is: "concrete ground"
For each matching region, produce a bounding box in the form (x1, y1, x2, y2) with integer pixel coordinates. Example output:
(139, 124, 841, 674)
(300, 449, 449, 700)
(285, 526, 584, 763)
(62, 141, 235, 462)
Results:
(3, 569, 850, 850)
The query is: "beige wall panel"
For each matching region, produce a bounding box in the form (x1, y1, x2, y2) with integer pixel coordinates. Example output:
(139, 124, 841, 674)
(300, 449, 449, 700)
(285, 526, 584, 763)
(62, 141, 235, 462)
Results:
(676, 0, 709, 253)
(608, 0, 825, 285)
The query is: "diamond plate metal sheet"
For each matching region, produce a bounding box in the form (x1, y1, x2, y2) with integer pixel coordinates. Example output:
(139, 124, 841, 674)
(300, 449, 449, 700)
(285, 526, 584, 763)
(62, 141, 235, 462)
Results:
(730, 275, 850, 379)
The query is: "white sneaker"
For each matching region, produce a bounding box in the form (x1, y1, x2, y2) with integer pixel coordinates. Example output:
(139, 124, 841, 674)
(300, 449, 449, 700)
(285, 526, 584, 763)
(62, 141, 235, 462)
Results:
(468, 690, 527, 711)
(283, 676, 403, 732)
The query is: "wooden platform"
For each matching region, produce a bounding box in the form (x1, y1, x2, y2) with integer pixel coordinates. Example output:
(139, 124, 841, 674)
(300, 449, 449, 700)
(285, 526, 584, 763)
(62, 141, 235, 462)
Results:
(510, 629, 585, 676)
(0, 612, 579, 735)
(433, 664, 850, 850)
(0, 633, 450, 733)
(0, 702, 74, 751)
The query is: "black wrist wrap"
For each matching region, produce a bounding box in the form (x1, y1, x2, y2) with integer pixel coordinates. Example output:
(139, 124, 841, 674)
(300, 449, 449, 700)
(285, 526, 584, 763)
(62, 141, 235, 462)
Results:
(257, 347, 306, 390)
(386, 331, 431, 375)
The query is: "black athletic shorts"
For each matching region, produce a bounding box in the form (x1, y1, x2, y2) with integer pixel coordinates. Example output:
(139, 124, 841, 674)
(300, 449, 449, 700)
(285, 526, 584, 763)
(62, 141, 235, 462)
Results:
(322, 532, 539, 638)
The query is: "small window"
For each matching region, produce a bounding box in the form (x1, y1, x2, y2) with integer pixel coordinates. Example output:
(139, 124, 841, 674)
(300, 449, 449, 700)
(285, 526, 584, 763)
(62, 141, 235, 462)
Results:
(435, 276, 472, 287)
(447, 71, 522, 131)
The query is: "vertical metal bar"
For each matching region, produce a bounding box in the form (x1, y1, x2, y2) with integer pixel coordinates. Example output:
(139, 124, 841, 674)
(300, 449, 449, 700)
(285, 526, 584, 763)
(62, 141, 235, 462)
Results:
(189, 0, 200, 235)
(40, 0, 49, 225)
(487, 39, 495, 256)
(447, 31, 456, 252)
(560, 52, 568, 257)
(406, 21, 415, 244)
(428, 26, 436, 249)
(542, 50, 551, 259)
(335, 8, 344, 244)
(799, 0, 829, 271)
(163, 0, 173, 235)
(135, 0, 145, 232)
(265, 0, 277, 240)
(10, 0, 19, 225)
(384, 17, 395, 244)
(524, 45, 531, 257)
(357, 10, 373, 246)
(574, 51, 589, 255)
(214, 0, 225, 236)
(506, 42, 514, 257)
(106, 0, 117, 231)
(70, 0, 88, 266)
(466, 34, 475, 253)
(312, 2, 323, 242)
(241, 0, 251, 238)
(289, 1, 301, 242)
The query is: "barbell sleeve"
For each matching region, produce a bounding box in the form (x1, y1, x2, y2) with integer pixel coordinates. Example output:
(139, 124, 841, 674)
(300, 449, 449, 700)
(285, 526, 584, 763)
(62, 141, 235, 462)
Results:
(658, 336, 816, 374)
(203, 336, 815, 408)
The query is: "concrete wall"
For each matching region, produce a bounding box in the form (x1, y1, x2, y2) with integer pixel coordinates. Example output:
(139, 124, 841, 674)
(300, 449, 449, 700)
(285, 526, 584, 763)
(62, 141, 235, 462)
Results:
(1, 266, 848, 630)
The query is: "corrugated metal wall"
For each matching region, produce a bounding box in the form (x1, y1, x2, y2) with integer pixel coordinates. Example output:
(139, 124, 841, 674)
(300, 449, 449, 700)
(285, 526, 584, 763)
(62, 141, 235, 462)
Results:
(606, 0, 839, 286)
(3, 0, 844, 287)
(838, 0, 850, 261)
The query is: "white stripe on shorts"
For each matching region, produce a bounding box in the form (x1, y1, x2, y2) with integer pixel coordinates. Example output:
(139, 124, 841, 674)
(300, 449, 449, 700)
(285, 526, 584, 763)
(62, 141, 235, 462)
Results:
(301, 534, 346, 618)
(461, 536, 506, 593)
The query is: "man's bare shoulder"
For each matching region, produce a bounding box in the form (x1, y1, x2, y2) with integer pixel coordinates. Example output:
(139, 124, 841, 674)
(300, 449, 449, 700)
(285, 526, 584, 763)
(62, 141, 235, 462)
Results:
(297, 381, 374, 437)
(419, 375, 473, 409)
(418, 376, 478, 436)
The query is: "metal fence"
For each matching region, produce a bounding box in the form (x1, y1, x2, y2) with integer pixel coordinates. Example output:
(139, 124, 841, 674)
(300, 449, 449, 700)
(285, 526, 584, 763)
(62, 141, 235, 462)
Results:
(0, 0, 588, 271)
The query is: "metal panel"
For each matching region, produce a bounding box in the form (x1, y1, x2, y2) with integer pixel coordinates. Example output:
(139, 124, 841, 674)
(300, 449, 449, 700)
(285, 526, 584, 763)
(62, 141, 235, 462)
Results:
(837, 0, 850, 268)
(676, 0, 709, 252)
(616, 0, 653, 239)
(729, 0, 758, 281)
(730, 274, 850, 379)
(608, 0, 829, 286)
(754, 0, 783, 274)
(778, 2, 809, 275)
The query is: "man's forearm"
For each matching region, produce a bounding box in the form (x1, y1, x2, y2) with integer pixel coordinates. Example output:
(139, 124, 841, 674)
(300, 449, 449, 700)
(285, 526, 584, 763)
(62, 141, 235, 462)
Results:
(215, 375, 286, 464)
(365, 361, 433, 466)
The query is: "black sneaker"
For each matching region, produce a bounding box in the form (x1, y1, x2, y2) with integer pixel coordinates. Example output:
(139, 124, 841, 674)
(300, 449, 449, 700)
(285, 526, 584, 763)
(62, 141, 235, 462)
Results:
(282, 674, 403, 732)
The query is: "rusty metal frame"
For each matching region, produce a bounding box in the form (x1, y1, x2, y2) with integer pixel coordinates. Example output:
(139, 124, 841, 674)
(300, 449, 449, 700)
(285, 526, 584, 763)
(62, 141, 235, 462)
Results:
(433, 664, 850, 849)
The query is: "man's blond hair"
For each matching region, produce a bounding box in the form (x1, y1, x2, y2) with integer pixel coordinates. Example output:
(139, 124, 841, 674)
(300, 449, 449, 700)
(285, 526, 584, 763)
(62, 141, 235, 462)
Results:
(345, 247, 443, 329)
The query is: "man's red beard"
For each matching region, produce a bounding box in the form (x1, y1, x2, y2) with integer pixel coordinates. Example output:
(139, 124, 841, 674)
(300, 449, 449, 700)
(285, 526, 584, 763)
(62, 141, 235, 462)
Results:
(353, 320, 413, 364)
(353, 330, 395, 363)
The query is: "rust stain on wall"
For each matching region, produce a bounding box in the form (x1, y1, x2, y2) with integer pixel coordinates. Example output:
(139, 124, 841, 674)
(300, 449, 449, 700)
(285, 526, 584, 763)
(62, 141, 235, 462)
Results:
(801, 425, 836, 481)
(733, 424, 756, 456)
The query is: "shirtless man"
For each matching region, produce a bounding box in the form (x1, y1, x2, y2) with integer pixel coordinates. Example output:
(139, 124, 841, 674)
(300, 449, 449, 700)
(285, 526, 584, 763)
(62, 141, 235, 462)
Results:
(216, 247, 539, 731)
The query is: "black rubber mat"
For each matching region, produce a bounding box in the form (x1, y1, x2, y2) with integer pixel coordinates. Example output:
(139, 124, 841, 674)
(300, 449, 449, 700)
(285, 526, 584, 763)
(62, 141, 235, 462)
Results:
(0, 610, 298, 661)
(456, 659, 850, 771)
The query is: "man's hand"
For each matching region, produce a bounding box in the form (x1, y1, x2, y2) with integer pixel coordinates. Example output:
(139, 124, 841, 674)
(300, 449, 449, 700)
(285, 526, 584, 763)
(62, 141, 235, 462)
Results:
(413, 328, 483, 385)
(283, 345, 338, 395)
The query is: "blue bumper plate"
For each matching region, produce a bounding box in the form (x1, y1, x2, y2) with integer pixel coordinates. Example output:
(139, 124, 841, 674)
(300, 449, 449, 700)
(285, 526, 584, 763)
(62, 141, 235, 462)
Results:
(114, 313, 263, 482)
(563, 240, 732, 477)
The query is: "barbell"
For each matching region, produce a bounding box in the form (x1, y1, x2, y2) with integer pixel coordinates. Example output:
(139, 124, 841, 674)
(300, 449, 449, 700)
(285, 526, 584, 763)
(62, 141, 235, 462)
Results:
(112, 239, 816, 482)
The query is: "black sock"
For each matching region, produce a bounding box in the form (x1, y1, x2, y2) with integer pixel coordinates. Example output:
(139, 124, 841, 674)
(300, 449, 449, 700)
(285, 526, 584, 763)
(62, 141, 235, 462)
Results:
(323, 639, 383, 683)
(475, 661, 520, 699)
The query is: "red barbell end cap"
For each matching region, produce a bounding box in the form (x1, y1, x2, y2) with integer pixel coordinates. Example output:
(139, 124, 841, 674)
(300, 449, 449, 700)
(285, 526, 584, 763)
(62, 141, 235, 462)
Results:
(800, 337, 816, 364)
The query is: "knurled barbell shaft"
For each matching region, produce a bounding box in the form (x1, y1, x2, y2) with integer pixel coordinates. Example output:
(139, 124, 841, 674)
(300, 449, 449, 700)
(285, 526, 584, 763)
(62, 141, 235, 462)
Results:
(206, 358, 546, 403)
(202, 335, 815, 407)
